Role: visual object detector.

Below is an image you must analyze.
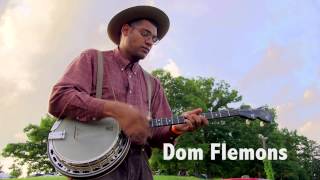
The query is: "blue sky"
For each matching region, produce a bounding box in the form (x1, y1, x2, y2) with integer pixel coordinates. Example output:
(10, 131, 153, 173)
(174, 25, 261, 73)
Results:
(0, 0, 319, 172)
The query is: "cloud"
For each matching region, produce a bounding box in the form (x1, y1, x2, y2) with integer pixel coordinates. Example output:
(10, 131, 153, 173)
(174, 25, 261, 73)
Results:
(14, 132, 27, 142)
(144, 0, 155, 6)
(275, 102, 297, 129)
(0, 0, 87, 104)
(163, 59, 181, 77)
(239, 44, 303, 89)
(169, 1, 210, 17)
(0, 0, 110, 150)
(274, 85, 320, 143)
(303, 87, 320, 105)
(299, 118, 320, 143)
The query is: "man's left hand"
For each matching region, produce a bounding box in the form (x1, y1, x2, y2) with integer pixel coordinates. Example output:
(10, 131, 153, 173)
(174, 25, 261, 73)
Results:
(172, 108, 209, 134)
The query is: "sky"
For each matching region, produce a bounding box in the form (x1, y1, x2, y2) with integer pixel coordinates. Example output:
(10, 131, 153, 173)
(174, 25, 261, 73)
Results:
(0, 0, 319, 172)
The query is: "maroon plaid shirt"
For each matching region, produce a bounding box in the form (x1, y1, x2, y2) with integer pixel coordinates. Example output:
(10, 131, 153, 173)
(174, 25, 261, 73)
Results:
(49, 48, 177, 148)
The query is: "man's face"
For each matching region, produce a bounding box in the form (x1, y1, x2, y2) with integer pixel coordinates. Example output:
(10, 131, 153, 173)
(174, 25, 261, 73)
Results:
(121, 19, 158, 60)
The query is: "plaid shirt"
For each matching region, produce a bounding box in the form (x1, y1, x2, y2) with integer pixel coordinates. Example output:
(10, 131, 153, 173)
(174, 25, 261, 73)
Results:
(49, 48, 177, 148)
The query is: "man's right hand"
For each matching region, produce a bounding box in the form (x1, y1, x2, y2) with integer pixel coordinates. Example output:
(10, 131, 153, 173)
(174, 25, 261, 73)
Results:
(103, 100, 150, 145)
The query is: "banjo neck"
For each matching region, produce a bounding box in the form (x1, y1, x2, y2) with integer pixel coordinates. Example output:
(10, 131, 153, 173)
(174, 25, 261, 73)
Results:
(149, 107, 273, 128)
(149, 109, 239, 128)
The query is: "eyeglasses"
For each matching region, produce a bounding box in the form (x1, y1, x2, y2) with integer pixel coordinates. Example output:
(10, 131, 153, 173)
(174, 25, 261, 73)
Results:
(131, 26, 159, 45)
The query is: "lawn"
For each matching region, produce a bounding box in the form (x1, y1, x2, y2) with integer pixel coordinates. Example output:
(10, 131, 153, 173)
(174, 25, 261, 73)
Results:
(9, 176, 220, 180)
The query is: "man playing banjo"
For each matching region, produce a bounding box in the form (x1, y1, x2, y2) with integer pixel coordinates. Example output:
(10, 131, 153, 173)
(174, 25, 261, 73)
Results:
(49, 5, 208, 180)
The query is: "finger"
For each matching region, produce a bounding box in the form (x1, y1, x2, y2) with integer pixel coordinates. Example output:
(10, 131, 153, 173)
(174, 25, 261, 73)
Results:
(193, 114, 203, 128)
(146, 114, 151, 120)
(184, 119, 194, 131)
(188, 108, 203, 115)
(187, 114, 196, 128)
(202, 116, 209, 126)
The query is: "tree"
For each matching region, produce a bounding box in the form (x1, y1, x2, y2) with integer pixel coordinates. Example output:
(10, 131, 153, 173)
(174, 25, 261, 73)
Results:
(2, 115, 56, 175)
(150, 69, 315, 179)
(9, 163, 22, 178)
(150, 69, 246, 177)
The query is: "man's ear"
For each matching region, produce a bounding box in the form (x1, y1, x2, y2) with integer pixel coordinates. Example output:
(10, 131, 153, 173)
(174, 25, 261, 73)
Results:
(121, 24, 130, 36)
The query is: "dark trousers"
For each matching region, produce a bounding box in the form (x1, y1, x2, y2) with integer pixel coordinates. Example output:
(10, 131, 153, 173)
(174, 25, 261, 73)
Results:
(70, 146, 153, 180)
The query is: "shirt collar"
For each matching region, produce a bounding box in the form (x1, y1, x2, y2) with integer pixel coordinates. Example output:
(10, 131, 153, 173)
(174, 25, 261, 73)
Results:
(113, 47, 140, 73)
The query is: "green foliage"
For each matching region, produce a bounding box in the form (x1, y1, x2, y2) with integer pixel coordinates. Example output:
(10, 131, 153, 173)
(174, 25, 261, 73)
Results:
(150, 69, 316, 179)
(9, 163, 22, 178)
(9, 175, 214, 180)
(2, 115, 56, 175)
(263, 159, 274, 180)
(152, 69, 241, 115)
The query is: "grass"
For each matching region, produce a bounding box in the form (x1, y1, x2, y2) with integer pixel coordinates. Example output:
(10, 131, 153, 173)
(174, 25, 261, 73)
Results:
(9, 176, 221, 180)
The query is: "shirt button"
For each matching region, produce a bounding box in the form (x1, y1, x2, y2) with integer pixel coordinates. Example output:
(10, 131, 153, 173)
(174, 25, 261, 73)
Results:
(134, 72, 137, 75)
(129, 90, 132, 94)
(92, 117, 96, 121)
(121, 68, 124, 71)
(129, 75, 132, 78)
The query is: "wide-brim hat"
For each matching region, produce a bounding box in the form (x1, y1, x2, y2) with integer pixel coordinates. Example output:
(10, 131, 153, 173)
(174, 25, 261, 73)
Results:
(107, 5, 170, 45)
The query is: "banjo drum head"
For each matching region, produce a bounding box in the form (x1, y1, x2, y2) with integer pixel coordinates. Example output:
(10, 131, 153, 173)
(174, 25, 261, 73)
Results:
(51, 117, 120, 164)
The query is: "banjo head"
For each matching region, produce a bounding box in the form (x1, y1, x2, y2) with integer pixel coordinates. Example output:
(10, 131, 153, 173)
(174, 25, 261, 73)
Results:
(51, 117, 120, 163)
(48, 117, 131, 178)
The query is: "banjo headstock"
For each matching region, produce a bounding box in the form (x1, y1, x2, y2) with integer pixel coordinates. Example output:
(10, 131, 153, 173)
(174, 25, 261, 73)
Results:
(237, 107, 273, 123)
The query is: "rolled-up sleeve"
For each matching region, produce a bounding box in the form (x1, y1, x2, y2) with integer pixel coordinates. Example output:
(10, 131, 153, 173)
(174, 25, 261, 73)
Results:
(148, 78, 179, 148)
(48, 49, 105, 122)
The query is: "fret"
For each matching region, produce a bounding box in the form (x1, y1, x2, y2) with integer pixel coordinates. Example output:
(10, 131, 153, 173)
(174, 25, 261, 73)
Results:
(180, 116, 184, 124)
(149, 109, 253, 127)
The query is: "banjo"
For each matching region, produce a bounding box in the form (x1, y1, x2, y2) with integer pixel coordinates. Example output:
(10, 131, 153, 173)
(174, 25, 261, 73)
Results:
(47, 108, 272, 178)
(47, 51, 272, 178)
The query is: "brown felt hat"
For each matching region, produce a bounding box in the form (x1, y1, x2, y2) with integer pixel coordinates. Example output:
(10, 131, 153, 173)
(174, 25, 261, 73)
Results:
(107, 5, 170, 45)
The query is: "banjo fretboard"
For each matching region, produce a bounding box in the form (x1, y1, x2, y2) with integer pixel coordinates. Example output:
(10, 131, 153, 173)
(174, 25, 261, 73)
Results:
(149, 109, 240, 128)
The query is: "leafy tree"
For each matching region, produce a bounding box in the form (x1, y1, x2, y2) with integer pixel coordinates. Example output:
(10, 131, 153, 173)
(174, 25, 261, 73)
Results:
(150, 69, 315, 179)
(2, 115, 56, 174)
(9, 163, 22, 178)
